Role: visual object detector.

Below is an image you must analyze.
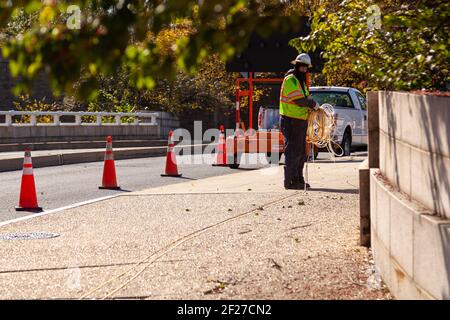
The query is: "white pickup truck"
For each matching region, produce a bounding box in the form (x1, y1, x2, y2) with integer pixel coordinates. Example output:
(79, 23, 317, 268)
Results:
(258, 86, 368, 156)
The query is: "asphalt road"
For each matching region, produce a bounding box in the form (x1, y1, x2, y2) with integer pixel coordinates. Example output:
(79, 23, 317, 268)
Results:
(0, 154, 273, 223)
(0, 150, 367, 223)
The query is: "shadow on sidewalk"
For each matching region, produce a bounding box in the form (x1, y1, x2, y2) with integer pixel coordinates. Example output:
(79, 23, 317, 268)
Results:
(309, 188, 359, 194)
(312, 159, 365, 164)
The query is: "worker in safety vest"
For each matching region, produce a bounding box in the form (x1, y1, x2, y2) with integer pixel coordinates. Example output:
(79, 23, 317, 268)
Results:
(279, 53, 319, 190)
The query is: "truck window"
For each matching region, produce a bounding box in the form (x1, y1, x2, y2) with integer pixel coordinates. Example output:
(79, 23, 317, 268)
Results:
(356, 91, 367, 110)
(310, 92, 355, 109)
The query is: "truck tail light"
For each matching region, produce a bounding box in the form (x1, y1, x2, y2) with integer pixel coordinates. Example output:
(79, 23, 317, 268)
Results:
(258, 109, 263, 129)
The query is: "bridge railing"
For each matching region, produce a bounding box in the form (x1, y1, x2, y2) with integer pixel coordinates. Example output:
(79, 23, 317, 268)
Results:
(0, 111, 159, 126)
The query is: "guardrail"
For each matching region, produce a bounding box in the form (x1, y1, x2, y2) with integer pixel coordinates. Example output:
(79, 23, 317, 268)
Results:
(0, 111, 159, 126)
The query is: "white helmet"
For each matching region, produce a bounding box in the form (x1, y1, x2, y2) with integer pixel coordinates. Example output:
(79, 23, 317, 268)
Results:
(291, 53, 312, 67)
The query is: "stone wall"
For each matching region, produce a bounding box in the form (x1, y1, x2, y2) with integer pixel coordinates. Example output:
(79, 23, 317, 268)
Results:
(379, 92, 449, 218)
(0, 54, 60, 111)
(368, 91, 450, 299)
(0, 55, 15, 110)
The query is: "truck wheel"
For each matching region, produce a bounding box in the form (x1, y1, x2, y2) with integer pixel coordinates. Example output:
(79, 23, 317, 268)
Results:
(342, 131, 352, 156)
(266, 152, 283, 165)
(313, 148, 319, 160)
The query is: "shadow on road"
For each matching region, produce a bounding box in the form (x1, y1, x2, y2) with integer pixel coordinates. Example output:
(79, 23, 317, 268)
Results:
(174, 176, 197, 181)
(233, 167, 266, 171)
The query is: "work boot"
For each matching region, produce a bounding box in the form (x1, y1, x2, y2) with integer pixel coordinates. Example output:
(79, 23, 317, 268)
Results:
(284, 180, 305, 190)
(284, 180, 294, 189)
(294, 177, 311, 189)
(285, 183, 304, 190)
(283, 167, 294, 189)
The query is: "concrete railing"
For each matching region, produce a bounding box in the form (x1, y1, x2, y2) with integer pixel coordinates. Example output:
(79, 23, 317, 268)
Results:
(0, 111, 158, 126)
(0, 111, 166, 144)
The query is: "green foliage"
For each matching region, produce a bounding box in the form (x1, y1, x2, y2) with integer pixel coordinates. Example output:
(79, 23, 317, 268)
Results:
(291, 0, 450, 91)
(86, 82, 137, 123)
(0, 0, 301, 100)
(0, 8, 37, 42)
(12, 94, 59, 123)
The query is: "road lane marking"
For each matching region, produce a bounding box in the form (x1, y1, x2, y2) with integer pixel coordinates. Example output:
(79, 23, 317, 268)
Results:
(0, 195, 120, 228)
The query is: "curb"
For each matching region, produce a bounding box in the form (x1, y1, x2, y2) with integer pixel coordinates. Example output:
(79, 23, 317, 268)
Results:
(0, 143, 213, 172)
(0, 140, 167, 152)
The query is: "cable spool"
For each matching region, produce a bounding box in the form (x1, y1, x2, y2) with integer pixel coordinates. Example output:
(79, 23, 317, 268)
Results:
(306, 103, 344, 157)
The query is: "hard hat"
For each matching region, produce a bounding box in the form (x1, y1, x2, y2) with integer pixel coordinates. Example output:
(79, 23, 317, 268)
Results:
(291, 53, 312, 67)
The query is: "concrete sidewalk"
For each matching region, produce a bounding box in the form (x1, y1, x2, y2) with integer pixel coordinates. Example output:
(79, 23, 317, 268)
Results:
(0, 156, 391, 299)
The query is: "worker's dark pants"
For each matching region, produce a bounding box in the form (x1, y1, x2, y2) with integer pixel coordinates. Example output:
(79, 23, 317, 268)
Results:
(280, 115, 308, 186)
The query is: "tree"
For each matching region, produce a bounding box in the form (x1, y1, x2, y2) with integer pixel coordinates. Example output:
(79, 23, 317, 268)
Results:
(290, 0, 450, 91)
(0, 0, 301, 99)
(83, 20, 238, 124)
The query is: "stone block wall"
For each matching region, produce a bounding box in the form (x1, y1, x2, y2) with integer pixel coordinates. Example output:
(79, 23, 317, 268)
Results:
(378, 92, 449, 218)
(369, 91, 450, 299)
(0, 54, 61, 111)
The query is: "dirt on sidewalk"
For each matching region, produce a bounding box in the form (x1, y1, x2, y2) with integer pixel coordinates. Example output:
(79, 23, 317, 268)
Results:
(0, 160, 392, 299)
(101, 191, 392, 300)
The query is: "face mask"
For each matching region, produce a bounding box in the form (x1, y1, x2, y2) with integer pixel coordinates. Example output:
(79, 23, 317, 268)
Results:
(297, 70, 306, 82)
(294, 64, 307, 81)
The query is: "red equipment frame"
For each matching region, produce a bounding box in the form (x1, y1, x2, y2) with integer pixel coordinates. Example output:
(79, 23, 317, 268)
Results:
(228, 72, 316, 163)
(235, 72, 283, 131)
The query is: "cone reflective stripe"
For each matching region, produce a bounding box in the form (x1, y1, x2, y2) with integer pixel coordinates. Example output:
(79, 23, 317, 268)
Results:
(212, 125, 228, 166)
(161, 131, 182, 177)
(22, 167, 34, 175)
(16, 149, 42, 212)
(99, 136, 121, 190)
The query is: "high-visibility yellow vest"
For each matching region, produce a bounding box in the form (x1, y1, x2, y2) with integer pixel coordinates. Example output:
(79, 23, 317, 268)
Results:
(279, 74, 310, 120)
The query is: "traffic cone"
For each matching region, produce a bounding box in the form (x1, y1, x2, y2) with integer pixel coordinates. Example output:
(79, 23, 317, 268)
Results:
(99, 136, 121, 190)
(213, 125, 227, 166)
(161, 130, 182, 177)
(16, 149, 43, 212)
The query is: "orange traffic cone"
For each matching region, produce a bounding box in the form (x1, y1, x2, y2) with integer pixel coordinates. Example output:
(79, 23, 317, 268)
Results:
(213, 125, 227, 166)
(99, 136, 121, 190)
(16, 149, 43, 212)
(161, 130, 182, 177)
